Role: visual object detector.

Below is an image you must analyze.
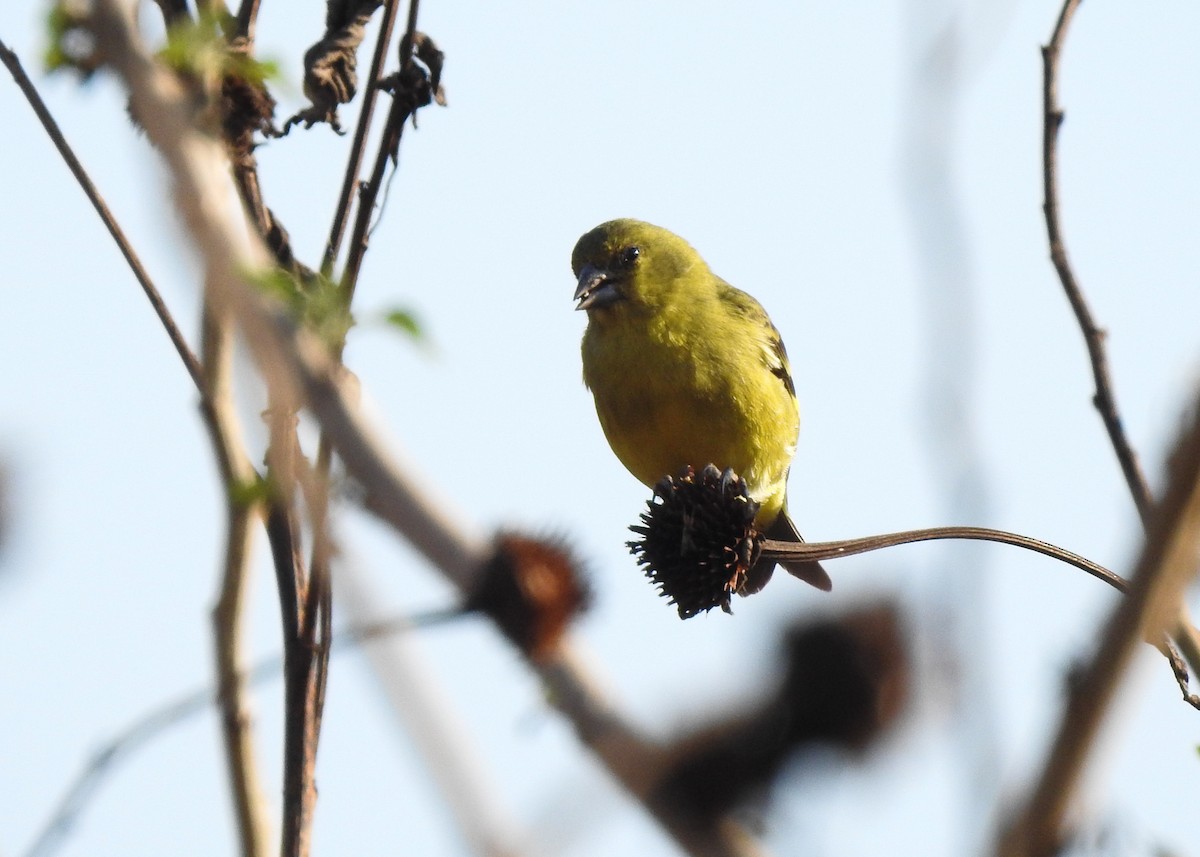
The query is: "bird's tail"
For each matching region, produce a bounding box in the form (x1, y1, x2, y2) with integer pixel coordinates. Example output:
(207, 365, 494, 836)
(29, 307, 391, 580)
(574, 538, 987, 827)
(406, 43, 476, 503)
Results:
(741, 511, 832, 595)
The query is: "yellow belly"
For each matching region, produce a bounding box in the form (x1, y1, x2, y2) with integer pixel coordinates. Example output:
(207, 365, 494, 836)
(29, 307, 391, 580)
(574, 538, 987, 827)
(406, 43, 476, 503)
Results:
(583, 313, 797, 527)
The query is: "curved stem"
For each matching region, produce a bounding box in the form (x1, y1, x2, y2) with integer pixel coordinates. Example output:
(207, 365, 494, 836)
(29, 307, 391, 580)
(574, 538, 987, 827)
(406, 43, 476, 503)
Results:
(762, 525, 1126, 593)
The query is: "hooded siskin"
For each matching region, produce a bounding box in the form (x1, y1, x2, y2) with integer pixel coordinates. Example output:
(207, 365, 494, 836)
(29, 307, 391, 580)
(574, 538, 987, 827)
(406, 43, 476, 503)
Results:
(573, 218, 830, 593)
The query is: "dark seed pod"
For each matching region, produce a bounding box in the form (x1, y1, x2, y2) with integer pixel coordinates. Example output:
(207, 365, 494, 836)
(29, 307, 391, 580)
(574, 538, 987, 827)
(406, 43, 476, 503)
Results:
(628, 465, 762, 618)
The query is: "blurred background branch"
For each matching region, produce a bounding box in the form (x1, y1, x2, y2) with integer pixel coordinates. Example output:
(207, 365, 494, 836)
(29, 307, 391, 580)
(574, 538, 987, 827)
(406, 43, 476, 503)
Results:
(1000, 396, 1200, 857)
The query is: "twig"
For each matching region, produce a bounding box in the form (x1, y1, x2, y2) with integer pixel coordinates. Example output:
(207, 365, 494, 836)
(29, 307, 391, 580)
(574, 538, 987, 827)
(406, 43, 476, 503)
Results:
(151, 0, 191, 27)
(0, 37, 203, 391)
(22, 607, 465, 857)
(201, 303, 271, 857)
(999, 400, 1200, 857)
(338, 0, 425, 299)
(1041, 0, 1153, 523)
(309, 0, 416, 688)
(307, 0, 405, 749)
(263, 420, 326, 857)
(1040, 0, 1200, 704)
(24, 678, 224, 857)
(216, 7, 332, 852)
(321, 0, 402, 274)
(234, 0, 262, 42)
(310, 0, 407, 614)
(216, 7, 322, 851)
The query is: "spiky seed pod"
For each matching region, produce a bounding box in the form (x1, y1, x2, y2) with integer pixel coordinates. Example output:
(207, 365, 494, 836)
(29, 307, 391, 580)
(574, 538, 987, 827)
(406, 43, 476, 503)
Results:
(628, 465, 762, 618)
(468, 534, 590, 660)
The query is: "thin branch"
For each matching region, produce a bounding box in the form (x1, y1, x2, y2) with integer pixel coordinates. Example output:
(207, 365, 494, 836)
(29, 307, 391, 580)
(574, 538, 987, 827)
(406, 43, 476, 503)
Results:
(260, 396, 332, 857)
(212, 502, 271, 857)
(151, 0, 191, 27)
(201, 303, 272, 857)
(310, 0, 402, 616)
(1040, 0, 1200, 703)
(999, 399, 1200, 857)
(234, 0, 262, 42)
(321, 0, 402, 274)
(23, 677, 227, 857)
(311, 0, 408, 597)
(263, 448, 324, 857)
(1041, 0, 1151, 522)
(218, 7, 332, 851)
(338, 0, 426, 299)
(0, 37, 203, 391)
(296, 457, 335, 806)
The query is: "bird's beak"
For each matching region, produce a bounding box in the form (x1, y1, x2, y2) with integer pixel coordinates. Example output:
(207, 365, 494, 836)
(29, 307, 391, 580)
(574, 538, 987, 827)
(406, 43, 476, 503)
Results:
(574, 265, 622, 311)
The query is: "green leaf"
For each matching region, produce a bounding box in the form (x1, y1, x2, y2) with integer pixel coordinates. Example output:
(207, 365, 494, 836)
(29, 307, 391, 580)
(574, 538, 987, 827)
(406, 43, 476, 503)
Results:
(228, 475, 270, 508)
(44, 3, 97, 76)
(382, 308, 423, 341)
(157, 9, 280, 88)
(247, 268, 355, 348)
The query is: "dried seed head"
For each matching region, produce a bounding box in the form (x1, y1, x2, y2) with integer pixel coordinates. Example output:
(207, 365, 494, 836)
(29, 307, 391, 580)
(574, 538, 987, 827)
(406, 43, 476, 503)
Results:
(468, 533, 590, 660)
(652, 604, 910, 820)
(627, 465, 762, 619)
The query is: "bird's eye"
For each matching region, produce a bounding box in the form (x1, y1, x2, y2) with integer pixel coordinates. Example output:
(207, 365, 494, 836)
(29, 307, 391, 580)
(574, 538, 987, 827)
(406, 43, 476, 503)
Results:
(618, 246, 641, 268)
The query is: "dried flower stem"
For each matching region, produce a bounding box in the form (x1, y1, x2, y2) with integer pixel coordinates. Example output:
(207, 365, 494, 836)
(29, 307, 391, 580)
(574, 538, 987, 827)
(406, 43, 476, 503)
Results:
(761, 525, 1126, 593)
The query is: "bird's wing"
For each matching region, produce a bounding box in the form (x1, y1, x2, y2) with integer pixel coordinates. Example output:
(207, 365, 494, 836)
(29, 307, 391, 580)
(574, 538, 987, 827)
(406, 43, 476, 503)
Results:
(716, 280, 797, 398)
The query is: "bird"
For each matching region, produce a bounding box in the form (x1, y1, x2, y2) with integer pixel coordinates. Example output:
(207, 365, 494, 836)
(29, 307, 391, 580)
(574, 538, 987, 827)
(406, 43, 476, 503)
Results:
(572, 218, 830, 594)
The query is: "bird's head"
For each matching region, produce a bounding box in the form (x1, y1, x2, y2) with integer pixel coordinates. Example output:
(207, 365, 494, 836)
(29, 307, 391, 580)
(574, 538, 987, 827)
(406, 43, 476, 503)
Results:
(571, 219, 706, 314)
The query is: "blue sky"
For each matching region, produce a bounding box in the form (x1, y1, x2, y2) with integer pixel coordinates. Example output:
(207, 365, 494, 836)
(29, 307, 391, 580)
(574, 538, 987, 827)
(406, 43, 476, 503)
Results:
(2, 1, 1199, 855)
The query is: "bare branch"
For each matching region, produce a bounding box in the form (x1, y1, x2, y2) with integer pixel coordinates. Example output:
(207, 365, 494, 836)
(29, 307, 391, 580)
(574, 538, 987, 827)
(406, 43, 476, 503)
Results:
(999, 400, 1200, 857)
(151, 0, 190, 27)
(322, 0, 402, 274)
(338, 10, 443, 300)
(0, 37, 203, 391)
(201, 304, 272, 857)
(234, 0, 262, 42)
(1041, 0, 1153, 524)
(265, 495, 326, 857)
(1040, 0, 1200, 705)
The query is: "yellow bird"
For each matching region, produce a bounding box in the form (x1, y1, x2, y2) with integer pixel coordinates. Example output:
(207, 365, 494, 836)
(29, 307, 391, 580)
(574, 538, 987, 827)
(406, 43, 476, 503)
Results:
(573, 219, 830, 594)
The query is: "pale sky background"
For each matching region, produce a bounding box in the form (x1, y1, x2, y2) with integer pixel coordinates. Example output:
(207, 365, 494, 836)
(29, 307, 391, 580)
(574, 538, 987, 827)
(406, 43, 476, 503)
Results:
(2, 1, 1199, 856)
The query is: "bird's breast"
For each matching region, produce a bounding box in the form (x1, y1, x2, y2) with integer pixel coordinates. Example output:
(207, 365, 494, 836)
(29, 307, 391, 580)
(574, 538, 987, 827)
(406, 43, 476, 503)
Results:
(581, 313, 797, 510)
